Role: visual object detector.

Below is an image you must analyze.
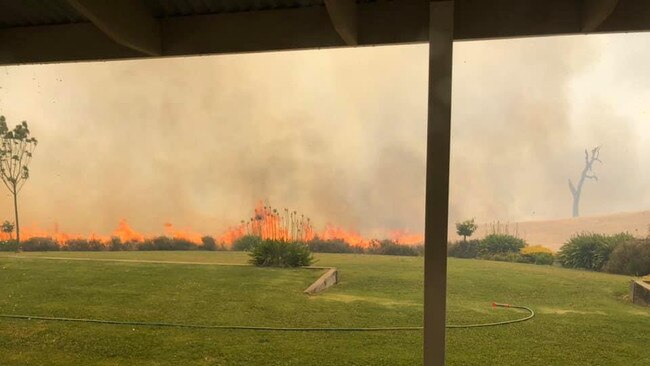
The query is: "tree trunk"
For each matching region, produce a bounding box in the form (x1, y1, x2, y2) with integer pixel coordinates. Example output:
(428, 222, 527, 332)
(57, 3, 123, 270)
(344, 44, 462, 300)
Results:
(12, 188, 20, 251)
(569, 180, 582, 218)
(569, 147, 601, 218)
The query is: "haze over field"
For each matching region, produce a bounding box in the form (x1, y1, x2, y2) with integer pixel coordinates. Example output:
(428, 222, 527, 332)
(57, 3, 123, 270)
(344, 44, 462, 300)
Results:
(0, 33, 649, 240)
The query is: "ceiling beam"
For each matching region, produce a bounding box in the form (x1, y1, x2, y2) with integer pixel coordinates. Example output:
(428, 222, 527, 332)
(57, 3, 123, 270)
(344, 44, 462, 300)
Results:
(324, 0, 358, 46)
(0, 22, 142, 65)
(453, 0, 580, 40)
(161, 6, 343, 56)
(581, 0, 620, 32)
(65, 0, 161, 56)
(2, 0, 650, 66)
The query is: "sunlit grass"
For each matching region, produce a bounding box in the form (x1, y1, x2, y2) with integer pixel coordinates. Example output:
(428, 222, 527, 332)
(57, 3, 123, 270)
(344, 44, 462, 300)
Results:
(0, 252, 648, 365)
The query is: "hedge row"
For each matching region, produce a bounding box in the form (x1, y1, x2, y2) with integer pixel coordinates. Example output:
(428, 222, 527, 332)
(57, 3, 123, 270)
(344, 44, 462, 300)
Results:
(447, 232, 650, 276)
(0, 236, 226, 252)
(0, 235, 423, 257)
(558, 233, 649, 276)
(232, 235, 423, 257)
(447, 234, 553, 266)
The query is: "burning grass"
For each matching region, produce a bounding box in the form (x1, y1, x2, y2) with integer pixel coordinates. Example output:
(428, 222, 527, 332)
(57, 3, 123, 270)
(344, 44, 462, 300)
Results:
(0, 202, 424, 255)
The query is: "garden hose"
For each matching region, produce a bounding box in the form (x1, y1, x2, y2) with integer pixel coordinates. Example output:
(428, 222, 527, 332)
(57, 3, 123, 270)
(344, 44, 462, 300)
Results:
(0, 302, 533, 331)
(445, 303, 535, 328)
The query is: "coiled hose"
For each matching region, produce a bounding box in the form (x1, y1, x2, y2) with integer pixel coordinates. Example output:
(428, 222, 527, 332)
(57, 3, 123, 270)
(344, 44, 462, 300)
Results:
(0, 302, 533, 331)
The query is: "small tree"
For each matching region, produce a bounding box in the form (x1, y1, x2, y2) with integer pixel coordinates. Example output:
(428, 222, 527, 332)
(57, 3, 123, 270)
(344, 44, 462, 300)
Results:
(456, 219, 478, 242)
(0, 117, 38, 246)
(1, 220, 15, 240)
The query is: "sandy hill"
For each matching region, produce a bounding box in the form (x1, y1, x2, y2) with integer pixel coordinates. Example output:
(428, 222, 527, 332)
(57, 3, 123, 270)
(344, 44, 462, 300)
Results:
(449, 211, 650, 252)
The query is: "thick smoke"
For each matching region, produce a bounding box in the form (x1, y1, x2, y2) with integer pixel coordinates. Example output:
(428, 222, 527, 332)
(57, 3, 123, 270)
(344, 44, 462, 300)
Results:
(0, 47, 429, 237)
(0, 34, 648, 238)
(450, 34, 648, 222)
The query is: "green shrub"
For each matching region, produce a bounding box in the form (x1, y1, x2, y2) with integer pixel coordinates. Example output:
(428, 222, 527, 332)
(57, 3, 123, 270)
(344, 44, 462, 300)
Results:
(107, 237, 139, 251)
(603, 239, 650, 276)
(367, 239, 419, 256)
(137, 237, 198, 251)
(558, 232, 633, 271)
(481, 252, 523, 263)
(0, 240, 19, 252)
(413, 245, 425, 256)
(108, 237, 124, 251)
(200, 236, 221, 251)
(21, 237, 60, 251)
(520, 252, 554, 265)
(307, 237, 360, 253)
(479, 234, 526, 256)
(64, 239, 105, 251)
(448, 240, 480, 258)
(248, 239, 313, 267)
(232, 235, 262, 251)
(608, 232, 636, 245)
(522, 245, 553, 255)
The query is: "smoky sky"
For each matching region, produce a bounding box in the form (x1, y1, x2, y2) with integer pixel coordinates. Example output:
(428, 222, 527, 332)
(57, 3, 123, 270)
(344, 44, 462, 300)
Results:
(451, 34, 649, 222)
(0, 33, 648, 237)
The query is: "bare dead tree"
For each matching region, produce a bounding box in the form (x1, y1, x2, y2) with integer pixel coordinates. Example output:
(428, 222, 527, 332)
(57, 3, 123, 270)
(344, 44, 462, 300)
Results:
(568, 146, 601, 218)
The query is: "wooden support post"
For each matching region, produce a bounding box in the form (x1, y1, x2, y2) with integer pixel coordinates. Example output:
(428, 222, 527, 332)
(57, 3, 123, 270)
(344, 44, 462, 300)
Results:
(424, 1, 454, 365)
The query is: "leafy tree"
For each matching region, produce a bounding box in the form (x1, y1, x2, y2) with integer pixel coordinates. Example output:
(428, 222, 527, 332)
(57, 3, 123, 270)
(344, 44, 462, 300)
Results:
(0, 117, 37, 247)
(456, 219, 478, 241)
(1, 220, 15, 240)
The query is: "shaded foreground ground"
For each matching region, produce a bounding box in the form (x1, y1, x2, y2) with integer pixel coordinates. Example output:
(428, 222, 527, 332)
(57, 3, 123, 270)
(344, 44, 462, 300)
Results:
(0, 252, 648, 365)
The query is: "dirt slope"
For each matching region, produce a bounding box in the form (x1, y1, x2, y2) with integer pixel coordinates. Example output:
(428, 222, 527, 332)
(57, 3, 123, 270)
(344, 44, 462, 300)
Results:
(449, 211, 650, 251)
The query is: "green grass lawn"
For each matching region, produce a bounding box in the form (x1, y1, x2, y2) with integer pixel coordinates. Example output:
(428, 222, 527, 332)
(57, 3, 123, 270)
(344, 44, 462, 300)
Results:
(0, 252, 648, 365)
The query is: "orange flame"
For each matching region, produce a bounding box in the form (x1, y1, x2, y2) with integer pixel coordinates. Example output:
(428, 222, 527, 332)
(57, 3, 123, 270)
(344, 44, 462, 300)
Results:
(320, 224, 369, 248)
(0, 201, 422, 249)
(218, 202, 422, 248)
(0, 219, 200, 246)
(0, 223, 85, 243)
(218, 224, 246, 246)
(112, 218, 144, 242)
(163, 222, 203, 244)
(389, 229, 424, 245)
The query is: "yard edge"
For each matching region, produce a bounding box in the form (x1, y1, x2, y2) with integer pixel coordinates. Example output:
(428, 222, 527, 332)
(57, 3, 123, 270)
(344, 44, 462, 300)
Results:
(304, 267, 338, 295)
